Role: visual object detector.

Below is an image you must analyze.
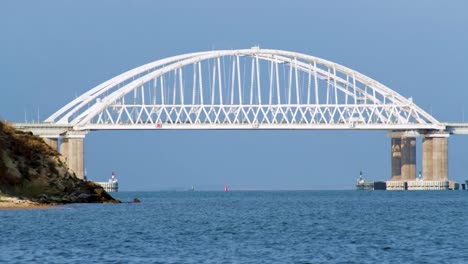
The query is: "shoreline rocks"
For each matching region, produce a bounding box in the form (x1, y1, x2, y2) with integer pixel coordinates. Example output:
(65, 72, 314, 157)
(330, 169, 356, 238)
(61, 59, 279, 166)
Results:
(0, 121, 120, 205)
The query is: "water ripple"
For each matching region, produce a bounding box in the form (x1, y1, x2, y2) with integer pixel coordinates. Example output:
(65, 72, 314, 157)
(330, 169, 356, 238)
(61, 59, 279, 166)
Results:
(1, 191, 467, 263)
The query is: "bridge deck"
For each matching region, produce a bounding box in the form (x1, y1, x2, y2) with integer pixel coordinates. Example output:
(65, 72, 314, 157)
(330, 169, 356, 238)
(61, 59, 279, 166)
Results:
(13, 122, 445, 132)
(444, 123, 468, 135)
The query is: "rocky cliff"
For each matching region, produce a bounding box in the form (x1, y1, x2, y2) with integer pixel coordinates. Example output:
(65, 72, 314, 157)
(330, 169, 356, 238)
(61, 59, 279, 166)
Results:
(0, 121, 119, 204)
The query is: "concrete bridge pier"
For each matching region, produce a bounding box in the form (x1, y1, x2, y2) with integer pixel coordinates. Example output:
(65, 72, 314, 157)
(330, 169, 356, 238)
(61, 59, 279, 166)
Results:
(422, 133, 449, 181)
(60, 131, 88, 180)
(390, 137, 402, 181)
(42, 137, 59, 151)
(401, 136, 416, 180)
(422, 137, 433, 180)
(389, 131, 417, 181)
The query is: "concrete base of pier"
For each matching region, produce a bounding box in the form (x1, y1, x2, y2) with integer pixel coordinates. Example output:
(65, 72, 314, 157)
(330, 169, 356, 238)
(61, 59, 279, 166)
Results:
(386, 180, 456, 190)
(358, 179, 461, 191)
(388, 131, 450, 190)
(406, 180, 449, 190)
(386, 181, 407, 191)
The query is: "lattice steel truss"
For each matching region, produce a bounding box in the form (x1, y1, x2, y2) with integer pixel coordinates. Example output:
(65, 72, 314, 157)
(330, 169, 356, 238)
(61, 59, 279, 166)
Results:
(46, 48, 442, 130)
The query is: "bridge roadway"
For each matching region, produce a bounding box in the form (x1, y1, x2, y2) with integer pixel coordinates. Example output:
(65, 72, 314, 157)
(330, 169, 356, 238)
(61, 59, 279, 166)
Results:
(12, 121, 468, 133)
(443, 122, 468, 135)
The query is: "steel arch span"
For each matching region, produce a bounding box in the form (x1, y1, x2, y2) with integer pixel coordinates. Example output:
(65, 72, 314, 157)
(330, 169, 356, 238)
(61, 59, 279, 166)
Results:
(46, 47, 443, 131)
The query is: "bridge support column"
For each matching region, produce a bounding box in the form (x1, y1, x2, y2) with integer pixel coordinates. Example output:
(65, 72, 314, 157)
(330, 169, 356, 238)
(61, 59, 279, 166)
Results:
(42, 137, 59, 151)
(401, 137, 416, 180)
(422, 137, 433, 180)
(60, 131, 88, 180)
(390, 138, 402, 181)
(388, 131, 418, 181)
(432, 136, 448, 181)
(422, 133, 449, 181)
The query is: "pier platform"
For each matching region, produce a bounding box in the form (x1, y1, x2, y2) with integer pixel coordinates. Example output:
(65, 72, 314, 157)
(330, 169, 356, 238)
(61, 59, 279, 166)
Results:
(386, 180, 459, 191)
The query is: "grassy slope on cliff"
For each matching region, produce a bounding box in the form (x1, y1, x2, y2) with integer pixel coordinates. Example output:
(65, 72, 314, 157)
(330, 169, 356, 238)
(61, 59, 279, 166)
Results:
(0, 121, 119, 204)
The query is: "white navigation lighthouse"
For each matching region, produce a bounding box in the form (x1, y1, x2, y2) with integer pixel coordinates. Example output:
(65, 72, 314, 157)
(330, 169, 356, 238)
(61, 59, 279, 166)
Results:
(95, 171, 119, 192)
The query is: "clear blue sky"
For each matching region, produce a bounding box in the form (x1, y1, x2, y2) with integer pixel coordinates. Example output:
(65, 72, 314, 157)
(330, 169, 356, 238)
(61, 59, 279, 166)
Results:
(1, 1, 468, 190)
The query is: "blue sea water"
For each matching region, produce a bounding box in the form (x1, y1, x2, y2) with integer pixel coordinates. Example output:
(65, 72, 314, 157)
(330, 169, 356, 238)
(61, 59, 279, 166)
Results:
(1, 191, 467, 263)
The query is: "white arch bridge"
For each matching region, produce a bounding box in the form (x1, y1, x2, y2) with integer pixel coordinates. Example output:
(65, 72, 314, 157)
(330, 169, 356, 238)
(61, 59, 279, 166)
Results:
(13, 48, 468, 189)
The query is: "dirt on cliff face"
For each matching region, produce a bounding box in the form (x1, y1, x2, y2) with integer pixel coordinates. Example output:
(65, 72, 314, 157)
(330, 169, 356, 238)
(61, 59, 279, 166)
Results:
(0, 121, 119, 204)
